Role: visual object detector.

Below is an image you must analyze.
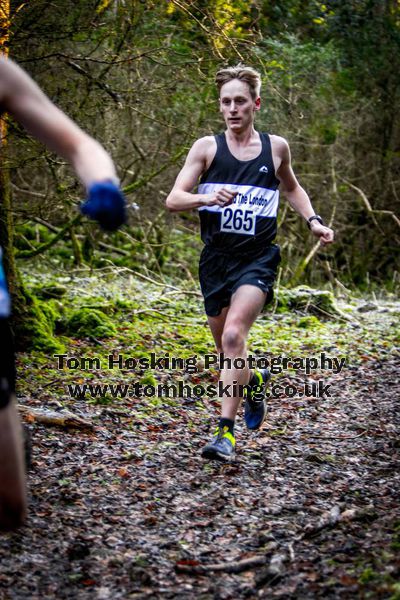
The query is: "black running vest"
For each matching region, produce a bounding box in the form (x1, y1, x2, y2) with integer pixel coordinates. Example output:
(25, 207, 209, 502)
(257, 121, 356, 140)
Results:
(198, 132, 280, 254)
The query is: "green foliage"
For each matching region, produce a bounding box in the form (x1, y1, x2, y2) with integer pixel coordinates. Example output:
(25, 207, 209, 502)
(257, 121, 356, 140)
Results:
(39, 299, 63, 329)
(359, 567, 378, 584)
(64, 308, 117, 339)
(15, 292, 65, 354)
(297, 315, 321, 329)
(15, 266, 400, 416)
(391, 521, 400, 551)
(140, 371, 157, 387)
(4, 0, 400, 303)
(276, 286, 340, 317)
(33, 284, 67, 300)
(14, 224, 53, 251)
(390, 583, 400, 600)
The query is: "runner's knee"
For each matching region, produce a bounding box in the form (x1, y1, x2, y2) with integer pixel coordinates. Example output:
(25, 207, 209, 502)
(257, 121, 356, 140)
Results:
(221, 325, 245, 355)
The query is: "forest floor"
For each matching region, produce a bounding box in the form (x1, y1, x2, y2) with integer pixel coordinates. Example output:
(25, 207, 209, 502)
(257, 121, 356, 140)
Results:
(0, 267, 399, 599)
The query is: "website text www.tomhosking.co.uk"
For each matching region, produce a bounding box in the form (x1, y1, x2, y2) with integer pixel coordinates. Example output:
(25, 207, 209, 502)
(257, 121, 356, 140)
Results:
(55, 352, 345, 400)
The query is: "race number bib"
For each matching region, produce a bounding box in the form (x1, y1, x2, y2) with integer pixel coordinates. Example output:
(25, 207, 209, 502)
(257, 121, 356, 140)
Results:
(220, 207, 256, 235)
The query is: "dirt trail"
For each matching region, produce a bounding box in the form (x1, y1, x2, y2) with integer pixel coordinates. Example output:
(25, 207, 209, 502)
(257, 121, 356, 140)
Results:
(0, 353, 398, 599)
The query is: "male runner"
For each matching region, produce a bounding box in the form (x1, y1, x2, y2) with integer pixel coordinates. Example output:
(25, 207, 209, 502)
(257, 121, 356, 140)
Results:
(166, 64, 334, 462)
(0, 56, 126, 529)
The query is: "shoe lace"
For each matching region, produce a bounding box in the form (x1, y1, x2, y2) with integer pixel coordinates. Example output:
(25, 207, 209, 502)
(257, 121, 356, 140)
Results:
(214, 426, 224, 441)
(214, 426, 233, 443)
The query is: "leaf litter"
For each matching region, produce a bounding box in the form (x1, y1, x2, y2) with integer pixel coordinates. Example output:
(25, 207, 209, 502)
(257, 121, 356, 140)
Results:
(0, 268, 399, 599)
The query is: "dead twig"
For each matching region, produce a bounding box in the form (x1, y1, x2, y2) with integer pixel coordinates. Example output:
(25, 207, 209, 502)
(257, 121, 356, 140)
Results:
(305, 430, 369, 440)
(341, 177, 400, 229)
(255, 552, 287, 586)
(17, 214, 82, 259)
(65, 60, 122, 105)
(175, 554, 270, 574)
(299, 504, 376, 540)
(300, 505, 341, 539)
(19, 406, 94, 430)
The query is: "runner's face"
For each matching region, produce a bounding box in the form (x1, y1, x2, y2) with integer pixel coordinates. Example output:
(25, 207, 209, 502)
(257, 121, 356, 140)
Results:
(219, 79, 260, 132)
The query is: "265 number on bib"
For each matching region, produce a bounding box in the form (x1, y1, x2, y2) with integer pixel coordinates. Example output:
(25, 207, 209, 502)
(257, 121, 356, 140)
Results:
(220, 208, 256, 235)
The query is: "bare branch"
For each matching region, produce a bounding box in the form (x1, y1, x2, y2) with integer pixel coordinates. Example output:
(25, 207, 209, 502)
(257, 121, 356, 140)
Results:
(341, 177, 400, 229)
(65, 60, 122, 105)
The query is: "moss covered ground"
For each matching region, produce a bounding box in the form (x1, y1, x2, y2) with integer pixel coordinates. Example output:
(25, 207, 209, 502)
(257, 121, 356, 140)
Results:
(16, 261, 399, 407)
(5, 261, 399, 599)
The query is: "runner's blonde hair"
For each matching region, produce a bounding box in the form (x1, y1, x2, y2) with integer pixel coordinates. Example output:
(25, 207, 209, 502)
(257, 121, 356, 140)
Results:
(215, 64, 261, 100)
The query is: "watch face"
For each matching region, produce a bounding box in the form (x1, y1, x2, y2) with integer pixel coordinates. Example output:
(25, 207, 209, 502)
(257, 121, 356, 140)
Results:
(308, 215, 323, 228)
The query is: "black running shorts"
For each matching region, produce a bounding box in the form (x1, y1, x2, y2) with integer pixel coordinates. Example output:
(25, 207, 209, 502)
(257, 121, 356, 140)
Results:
(199, 244, 281, 317)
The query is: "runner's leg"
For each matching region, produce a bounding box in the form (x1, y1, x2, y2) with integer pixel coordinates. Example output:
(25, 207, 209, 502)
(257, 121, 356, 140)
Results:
(0, 320, 27, 531)
(217, 285, 266, 420)
(201, 285, 266, 460)
(207, 305, 229, 354)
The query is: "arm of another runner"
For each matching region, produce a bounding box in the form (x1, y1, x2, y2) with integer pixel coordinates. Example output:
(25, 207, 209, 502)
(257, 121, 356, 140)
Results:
(166, 137, 237, 212)
(275, 136, 334, 246)
(0, 57, 126, 231)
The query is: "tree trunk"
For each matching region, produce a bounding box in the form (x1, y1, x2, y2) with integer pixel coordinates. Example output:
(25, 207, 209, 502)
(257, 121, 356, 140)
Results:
(0, 1, 59, 351)
(0, 0, 20, 312)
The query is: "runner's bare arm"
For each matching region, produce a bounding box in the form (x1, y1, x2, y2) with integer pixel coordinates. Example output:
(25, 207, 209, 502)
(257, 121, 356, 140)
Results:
(275, 137, 334, 245)
(0, 57, 126, 230)
(0, 57, 118, 189)
(166, 137, 237, 211)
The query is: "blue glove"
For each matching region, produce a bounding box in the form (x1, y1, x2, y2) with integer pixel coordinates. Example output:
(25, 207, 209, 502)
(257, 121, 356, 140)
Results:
(0, 248, 11, 319)
(80, 181, 127, 231)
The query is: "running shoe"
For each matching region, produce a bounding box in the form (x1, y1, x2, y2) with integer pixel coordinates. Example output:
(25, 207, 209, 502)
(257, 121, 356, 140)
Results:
(201, 426, 236, 462)
(244, 369, 271, 430)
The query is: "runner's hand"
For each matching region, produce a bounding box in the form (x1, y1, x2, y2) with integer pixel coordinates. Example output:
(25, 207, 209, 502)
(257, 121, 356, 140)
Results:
(80, 181, 127, 231)
(310, 222, 334, 246)
(203, 187, 237, 207)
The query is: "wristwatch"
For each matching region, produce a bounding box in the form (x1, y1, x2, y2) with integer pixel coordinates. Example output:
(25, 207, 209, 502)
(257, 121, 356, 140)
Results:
(307, 215, 324, 229)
